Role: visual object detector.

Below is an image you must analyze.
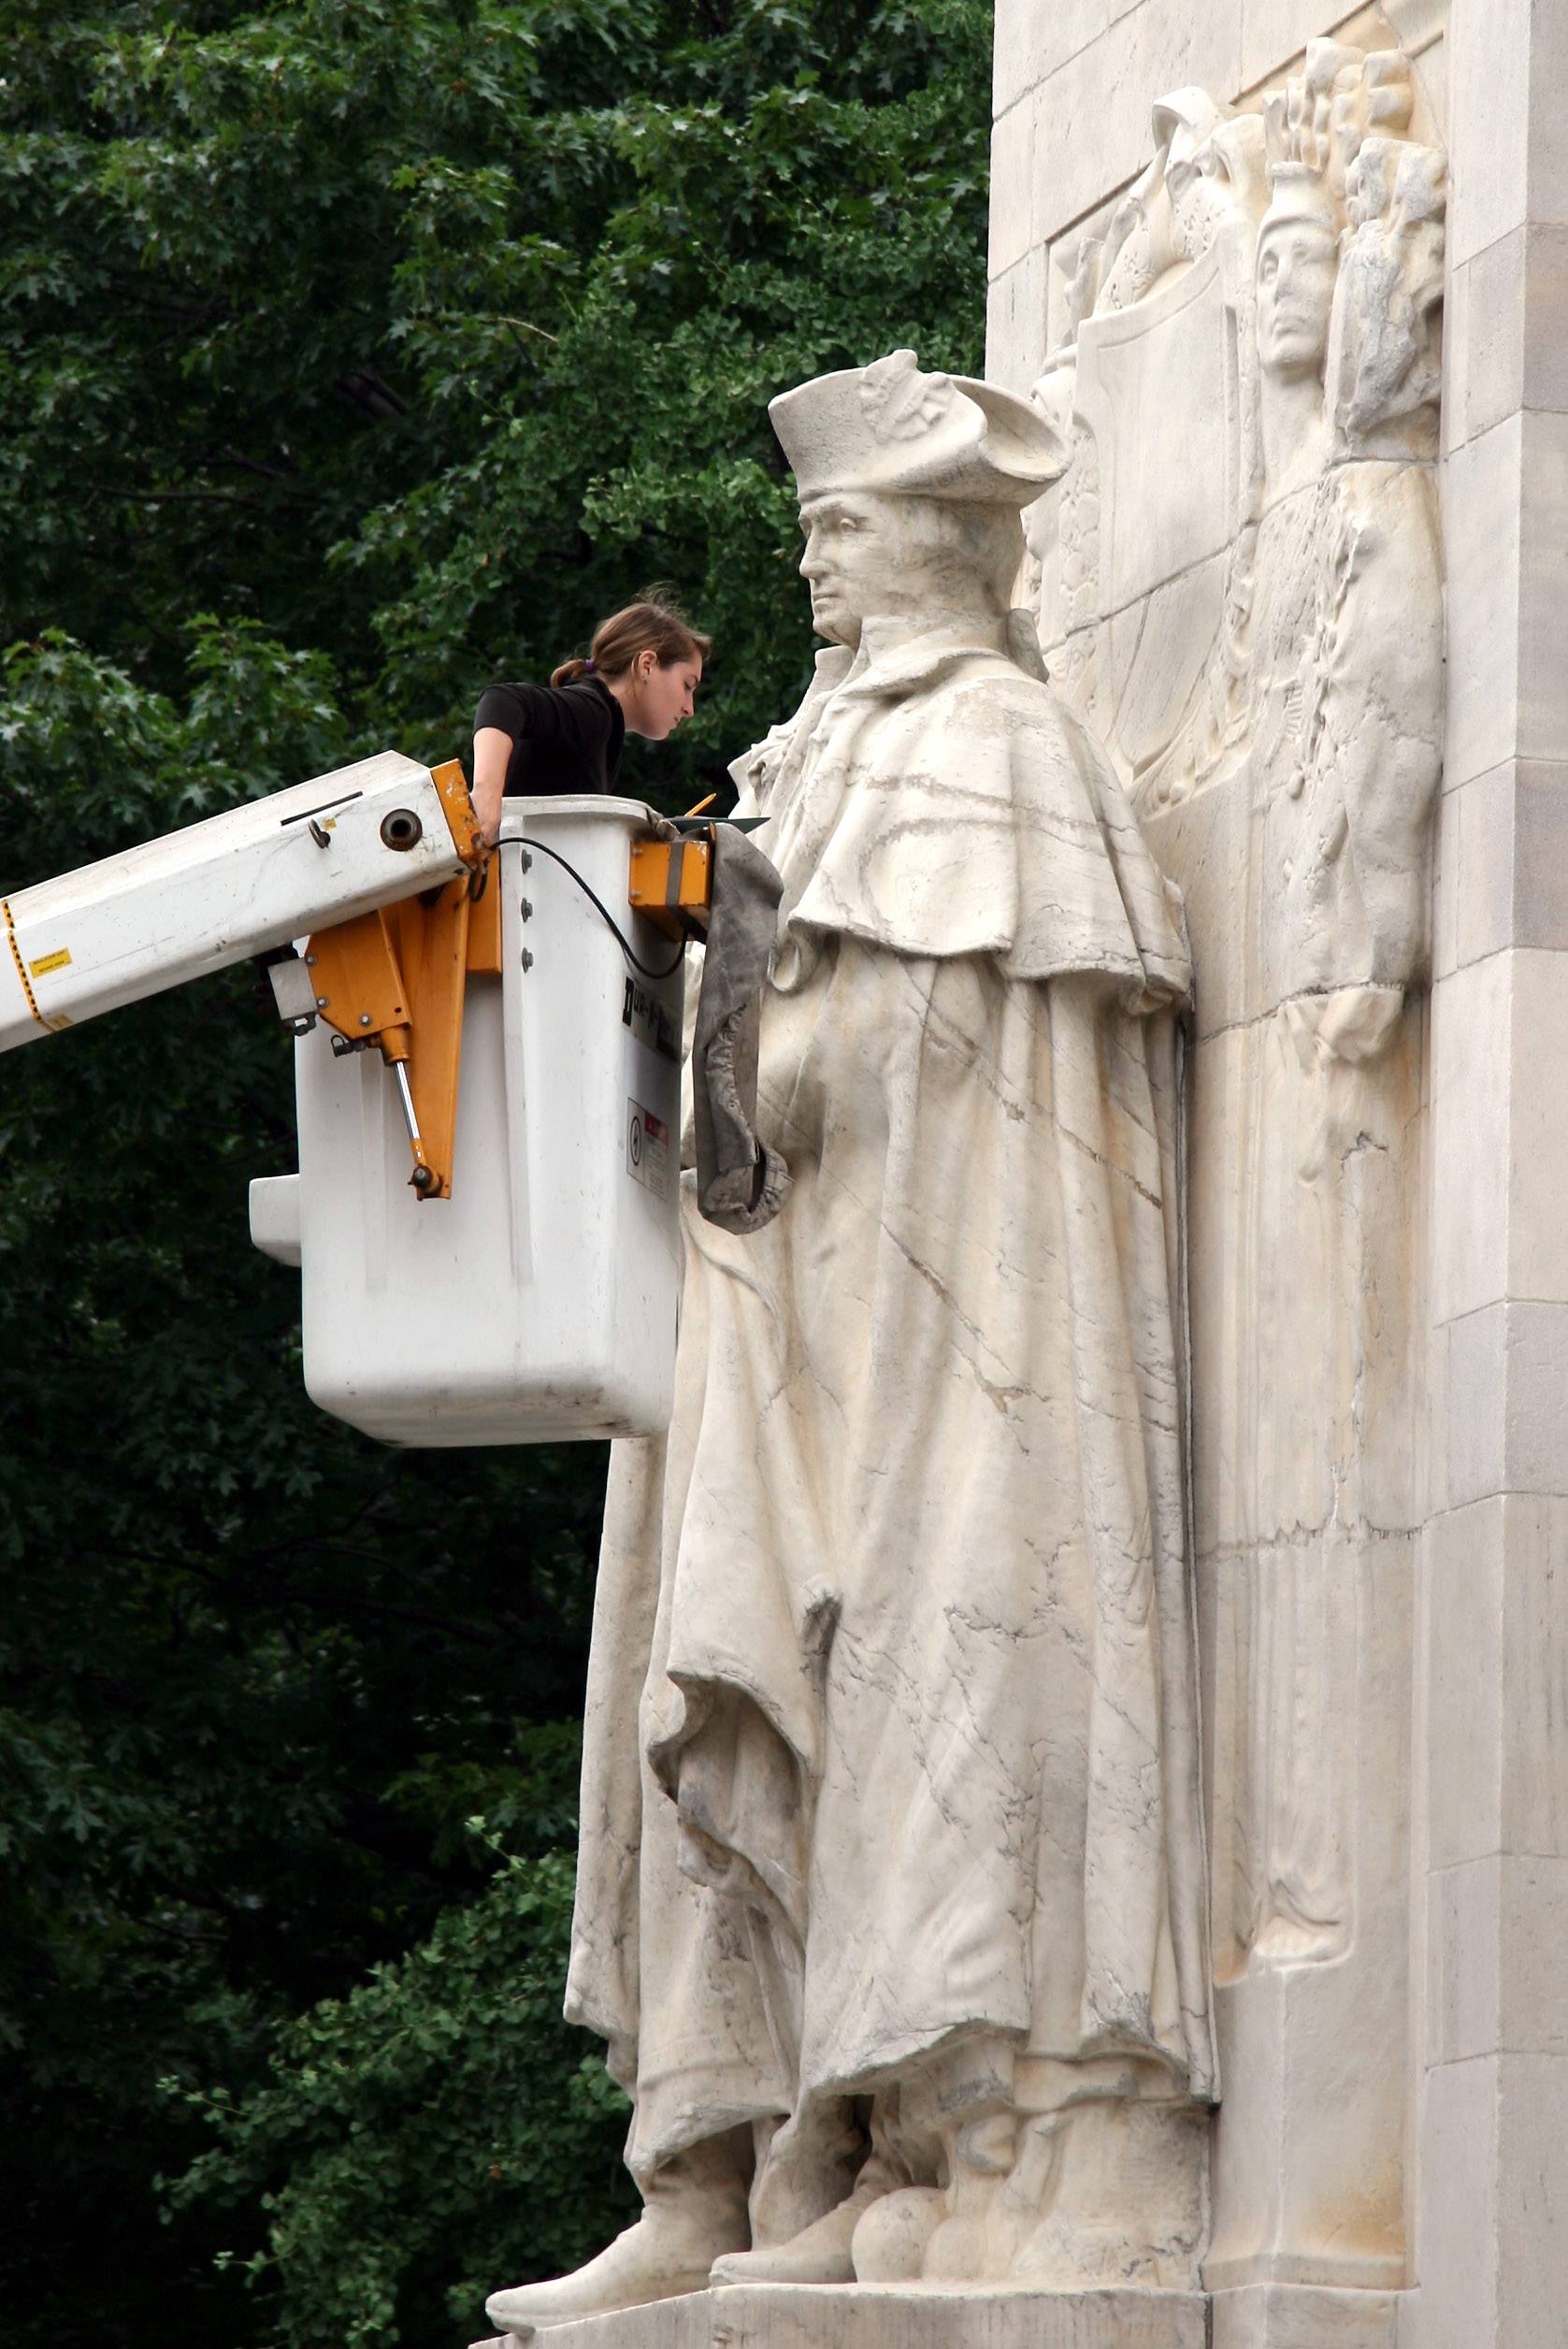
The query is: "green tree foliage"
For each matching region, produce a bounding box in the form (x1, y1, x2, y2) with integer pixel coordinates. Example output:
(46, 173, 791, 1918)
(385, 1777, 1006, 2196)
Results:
(165, 1838, 630, 2349)
(0, 1, 990, 2342)
(2, 0, 992, 780)
(0, 634, 618, 2348)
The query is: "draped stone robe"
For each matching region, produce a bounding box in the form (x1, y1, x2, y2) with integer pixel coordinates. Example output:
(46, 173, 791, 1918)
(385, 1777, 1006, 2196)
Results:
(565, 615, 1216, 2191)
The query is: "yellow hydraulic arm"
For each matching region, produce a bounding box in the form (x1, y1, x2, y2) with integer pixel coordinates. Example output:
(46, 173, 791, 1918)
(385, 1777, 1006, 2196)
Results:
(296, 783, 714, 1200)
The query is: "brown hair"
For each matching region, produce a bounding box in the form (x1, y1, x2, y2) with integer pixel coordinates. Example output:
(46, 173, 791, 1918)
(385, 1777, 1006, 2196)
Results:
(551, 586, 711, 688)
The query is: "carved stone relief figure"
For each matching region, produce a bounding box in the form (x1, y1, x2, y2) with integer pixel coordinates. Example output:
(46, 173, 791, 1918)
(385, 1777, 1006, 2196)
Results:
(1024, 33, 1444, 2287)
(1247, 67, 1445, 1028)
(1233, 57, 1441, 1980)
(483, 352, 1216, 2337)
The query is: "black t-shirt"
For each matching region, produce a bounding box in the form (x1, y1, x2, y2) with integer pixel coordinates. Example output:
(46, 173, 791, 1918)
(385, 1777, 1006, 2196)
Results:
(474, 675, 626, 798)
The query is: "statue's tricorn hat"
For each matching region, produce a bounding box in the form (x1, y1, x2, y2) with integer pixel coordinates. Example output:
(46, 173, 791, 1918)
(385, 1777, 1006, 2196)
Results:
(770, 349, 1067, 509)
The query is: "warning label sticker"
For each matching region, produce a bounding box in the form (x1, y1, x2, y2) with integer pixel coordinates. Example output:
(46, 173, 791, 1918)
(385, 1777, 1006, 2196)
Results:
(29, 947, 72, 978)
(626, 1099, 672, 1199)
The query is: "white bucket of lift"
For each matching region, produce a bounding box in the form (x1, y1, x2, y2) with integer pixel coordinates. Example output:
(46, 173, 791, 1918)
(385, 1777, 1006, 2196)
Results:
(252, 797, 685, 1446)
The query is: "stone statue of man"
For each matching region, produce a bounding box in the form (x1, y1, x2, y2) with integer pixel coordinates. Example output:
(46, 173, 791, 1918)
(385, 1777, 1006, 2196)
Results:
(486, 350, 1216, 2338)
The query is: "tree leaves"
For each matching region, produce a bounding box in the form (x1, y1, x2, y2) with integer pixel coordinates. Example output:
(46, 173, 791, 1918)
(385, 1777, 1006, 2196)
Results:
(162, 1838, 636, 2349)
(2, 0, 989, 790)
(0, 0, 990, 2341)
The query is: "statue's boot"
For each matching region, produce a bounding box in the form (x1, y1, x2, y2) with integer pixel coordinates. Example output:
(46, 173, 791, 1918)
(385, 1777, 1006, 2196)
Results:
(920, 2105, 1028, 2280)
(709, 2176, 884, 2286)
(914, 2036, 1042, 2281)
(485, 2143, 749, 2338)
(1006, 2097, 1206, 2290)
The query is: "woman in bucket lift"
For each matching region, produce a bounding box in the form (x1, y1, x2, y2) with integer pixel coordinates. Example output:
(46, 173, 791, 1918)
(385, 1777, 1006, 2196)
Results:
(470, 589, 709, 844)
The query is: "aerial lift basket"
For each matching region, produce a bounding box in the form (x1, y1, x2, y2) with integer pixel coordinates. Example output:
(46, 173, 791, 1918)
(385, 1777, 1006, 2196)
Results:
(252, 797, 692, 1446)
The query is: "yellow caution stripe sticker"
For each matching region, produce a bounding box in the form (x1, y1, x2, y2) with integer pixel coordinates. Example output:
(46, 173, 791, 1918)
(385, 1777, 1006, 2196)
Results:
(2, 898, 50, 1034)
(29, 946, 71, 978)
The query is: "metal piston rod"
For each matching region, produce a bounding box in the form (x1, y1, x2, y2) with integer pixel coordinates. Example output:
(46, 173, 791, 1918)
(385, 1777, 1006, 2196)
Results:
(391, 1060, 430, 1191)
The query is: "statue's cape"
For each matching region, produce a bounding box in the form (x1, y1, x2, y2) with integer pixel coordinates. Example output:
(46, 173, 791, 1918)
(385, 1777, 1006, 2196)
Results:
(732, 617, 1190, 1005)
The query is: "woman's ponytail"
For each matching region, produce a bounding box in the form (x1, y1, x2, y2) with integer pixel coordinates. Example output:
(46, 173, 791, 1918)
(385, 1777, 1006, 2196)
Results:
(551, 586, 710, 689)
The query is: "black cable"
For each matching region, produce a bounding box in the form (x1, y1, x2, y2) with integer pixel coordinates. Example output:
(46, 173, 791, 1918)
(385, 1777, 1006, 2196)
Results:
(491, 834, 687, 981)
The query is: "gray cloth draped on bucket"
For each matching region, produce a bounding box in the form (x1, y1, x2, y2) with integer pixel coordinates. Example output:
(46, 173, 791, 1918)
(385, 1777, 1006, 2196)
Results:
(690, 826, 791, 1235)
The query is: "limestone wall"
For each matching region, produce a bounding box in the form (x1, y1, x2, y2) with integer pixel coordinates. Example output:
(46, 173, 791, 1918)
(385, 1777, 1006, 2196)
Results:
(987, 6, 1568, 2343)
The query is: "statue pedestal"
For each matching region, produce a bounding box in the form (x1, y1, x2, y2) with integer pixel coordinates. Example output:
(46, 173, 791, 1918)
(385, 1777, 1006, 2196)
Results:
(474, 2284, 1208, 2349)
(1208, 2285, 1398, 2349)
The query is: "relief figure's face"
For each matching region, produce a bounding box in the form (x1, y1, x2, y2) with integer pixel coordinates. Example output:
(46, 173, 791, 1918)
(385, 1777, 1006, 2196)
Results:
(1257, 221, 1339, 380)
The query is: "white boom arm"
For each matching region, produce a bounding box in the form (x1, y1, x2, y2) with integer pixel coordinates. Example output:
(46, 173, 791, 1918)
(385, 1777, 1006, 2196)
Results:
(0, 749, 481, 1053)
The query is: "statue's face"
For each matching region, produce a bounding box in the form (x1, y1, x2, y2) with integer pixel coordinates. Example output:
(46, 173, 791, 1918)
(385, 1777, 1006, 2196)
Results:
(1257, 221, 1338, 380)
(798, 492, 974, 645)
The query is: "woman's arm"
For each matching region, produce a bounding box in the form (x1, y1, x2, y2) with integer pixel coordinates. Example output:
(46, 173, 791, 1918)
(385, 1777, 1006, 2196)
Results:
(471, 726, 512, 845)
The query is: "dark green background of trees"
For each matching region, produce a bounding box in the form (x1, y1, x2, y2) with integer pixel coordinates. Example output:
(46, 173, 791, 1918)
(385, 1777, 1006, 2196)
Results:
(0, 3, 991, 2341)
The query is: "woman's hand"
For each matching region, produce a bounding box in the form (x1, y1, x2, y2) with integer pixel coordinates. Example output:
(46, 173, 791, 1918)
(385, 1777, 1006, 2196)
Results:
(470, 727, 511, 845)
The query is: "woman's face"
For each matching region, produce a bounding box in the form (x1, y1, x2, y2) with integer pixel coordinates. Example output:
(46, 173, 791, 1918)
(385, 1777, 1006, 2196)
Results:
(623, 653, 701, 741)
